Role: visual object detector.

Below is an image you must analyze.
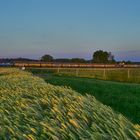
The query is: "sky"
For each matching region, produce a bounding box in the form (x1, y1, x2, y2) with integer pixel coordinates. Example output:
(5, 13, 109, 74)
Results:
(0, 0, 140, 61)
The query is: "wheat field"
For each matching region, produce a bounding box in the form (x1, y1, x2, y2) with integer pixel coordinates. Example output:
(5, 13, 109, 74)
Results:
(0, 68, 139, 139)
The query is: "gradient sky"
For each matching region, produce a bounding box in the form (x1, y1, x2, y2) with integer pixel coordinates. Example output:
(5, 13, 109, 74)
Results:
(0, 0, 140, 61)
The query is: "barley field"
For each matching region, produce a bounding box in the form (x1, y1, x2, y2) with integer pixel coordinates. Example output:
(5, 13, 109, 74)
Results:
(0, 68, 140, 139)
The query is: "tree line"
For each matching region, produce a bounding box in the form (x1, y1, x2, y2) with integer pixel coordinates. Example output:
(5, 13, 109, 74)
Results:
(0, 50, 133, 64)
(41, 50, 116, 63)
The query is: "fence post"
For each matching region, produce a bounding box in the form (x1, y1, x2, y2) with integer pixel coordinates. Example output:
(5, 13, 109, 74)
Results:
(57, 68, 60, 73)
(128, 69, 130, 79)
(103, 68, 106, 79)
(76, 69, 79, 77)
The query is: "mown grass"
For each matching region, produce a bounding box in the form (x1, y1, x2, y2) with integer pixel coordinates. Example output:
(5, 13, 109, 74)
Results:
(0, 68, 140, 139)
(40, 74, 140, 125)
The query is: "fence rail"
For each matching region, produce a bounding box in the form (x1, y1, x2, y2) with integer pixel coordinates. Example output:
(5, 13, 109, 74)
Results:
(29, 67, 140, 83)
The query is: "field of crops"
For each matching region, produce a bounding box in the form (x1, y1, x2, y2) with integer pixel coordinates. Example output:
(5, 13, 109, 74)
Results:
(28, 68, 140, 83)
(0, 68, 140, 139)
(41, 74, 140, 125)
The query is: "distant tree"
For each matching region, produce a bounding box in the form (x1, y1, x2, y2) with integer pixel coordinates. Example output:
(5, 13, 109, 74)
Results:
(93, 50, 115, 63)
(93, 50, 109, 63)
(119, 60, 132, 65)
(41, 54, 53, 62)
(108, 52, 116, 63)
(71, 58, 86, 63)
(54, 58, 71, 63)
(126, 61, 132, 64)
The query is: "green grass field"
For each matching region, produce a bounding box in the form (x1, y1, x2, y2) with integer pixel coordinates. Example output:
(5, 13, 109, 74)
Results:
(1, 68, 140, 139)
(28, 67, 140, 84)
(35, 73, 140, 125)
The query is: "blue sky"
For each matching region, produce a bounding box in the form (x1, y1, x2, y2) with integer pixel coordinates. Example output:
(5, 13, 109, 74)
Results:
(0, 0, 140, 61)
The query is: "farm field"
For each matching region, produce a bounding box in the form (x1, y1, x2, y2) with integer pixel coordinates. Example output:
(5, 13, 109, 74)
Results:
(28, 68, 140, 124)
(0, 68, 140, 139)
(28, 68, 140, 84)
